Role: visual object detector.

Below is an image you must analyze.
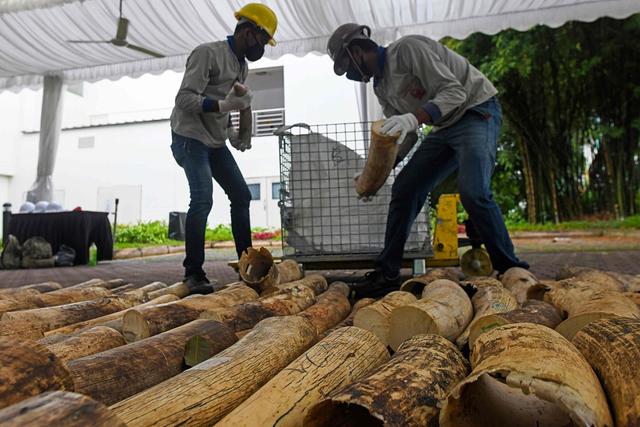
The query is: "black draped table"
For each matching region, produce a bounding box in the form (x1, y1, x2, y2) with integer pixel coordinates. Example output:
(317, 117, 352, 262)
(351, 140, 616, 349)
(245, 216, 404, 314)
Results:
(7, 211, 113, 265)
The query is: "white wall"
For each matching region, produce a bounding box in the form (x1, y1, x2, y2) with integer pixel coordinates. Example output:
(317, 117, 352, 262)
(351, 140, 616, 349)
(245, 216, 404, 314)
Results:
(0, 175, 10, 239)
(0, 53, 361, 229)
(0, 90, 20, 179)
(0, 89, 21, 240)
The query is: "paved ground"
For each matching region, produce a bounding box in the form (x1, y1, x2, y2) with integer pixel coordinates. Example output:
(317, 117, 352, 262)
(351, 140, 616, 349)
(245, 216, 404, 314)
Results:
(1, 246, 639, 289)
(512, 233, 640, 253)
(520, 250, 640, 279)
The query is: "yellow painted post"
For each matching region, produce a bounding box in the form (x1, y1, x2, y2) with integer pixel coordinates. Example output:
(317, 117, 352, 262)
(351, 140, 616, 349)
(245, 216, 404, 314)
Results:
(431, 194, 460, 263)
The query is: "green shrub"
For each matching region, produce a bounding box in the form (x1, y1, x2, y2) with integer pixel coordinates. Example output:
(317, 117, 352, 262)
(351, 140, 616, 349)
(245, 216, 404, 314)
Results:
(506, 215, 640, 231)
(116, 221, 169, 244)
(114, 221, 283, 246)
(205, 224, 234, 242)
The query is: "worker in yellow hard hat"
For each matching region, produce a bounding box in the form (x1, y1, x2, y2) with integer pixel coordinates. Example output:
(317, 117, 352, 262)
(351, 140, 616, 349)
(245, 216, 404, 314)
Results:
(169, 3, 278, 294)
(235, 3, 278, 48)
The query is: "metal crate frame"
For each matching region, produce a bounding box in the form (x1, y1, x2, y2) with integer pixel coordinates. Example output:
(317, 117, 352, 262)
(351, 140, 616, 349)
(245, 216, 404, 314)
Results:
(276, 122, 432, 267)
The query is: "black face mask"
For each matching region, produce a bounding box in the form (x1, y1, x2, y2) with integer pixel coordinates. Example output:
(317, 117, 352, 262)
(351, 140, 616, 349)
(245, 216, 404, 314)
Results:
(345, 50, 370, 83)
(245, 31, 265, 62)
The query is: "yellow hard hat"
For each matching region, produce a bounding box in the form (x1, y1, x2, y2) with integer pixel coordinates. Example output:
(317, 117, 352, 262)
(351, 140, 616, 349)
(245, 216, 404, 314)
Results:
(235, 3, 278, 46)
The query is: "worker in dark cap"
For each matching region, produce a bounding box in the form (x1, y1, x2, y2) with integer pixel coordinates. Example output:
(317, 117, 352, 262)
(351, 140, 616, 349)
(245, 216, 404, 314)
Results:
(327, 24, 529, 298)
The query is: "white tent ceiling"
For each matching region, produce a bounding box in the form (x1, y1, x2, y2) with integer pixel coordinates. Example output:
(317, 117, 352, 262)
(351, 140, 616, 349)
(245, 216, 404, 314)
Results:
(1, 0, 640, 91)
(3, 0, 639, 203)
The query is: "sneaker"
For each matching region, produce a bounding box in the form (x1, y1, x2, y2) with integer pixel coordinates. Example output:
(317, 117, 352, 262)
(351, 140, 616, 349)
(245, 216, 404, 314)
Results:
(183, 274, 214, 295)
(350, 270, 401, 299)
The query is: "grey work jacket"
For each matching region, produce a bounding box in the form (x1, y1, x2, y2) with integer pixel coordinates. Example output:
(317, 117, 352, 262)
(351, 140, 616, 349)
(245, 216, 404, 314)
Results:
(374, 35, 497, 131)
(170, 39, 248, 148)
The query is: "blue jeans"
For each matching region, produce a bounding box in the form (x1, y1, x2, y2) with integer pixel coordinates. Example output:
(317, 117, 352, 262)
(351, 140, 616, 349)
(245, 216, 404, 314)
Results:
(376, 97, 528, 276)
(171, 131, 252, 278)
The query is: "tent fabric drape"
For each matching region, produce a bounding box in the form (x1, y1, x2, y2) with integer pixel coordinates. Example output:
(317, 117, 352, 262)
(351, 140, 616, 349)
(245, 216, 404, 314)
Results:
(0, 0, 77, 13)
(1, 0, 639, 91)
(355, 81, 383, 149)
(26, 74, 64, 203)
(355, 81, 384, 124)
(3, 0, 639, 206)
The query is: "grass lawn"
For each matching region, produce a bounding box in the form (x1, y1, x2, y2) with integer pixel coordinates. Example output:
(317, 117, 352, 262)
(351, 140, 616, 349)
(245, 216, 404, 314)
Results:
(114, 240, 184, 251)
(506, 215, 640, 232)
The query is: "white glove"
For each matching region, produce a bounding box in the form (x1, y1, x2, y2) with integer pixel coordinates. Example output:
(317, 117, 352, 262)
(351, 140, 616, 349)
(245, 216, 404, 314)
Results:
(353, 172, 374, 202)
(228, 127, 252, 152)
(380, 113, 419, 144)
(218, 87, 253, 113)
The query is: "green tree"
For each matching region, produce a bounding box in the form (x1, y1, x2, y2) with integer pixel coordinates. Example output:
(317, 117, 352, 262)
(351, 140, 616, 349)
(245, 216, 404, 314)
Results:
(444, 14, 640, 222)
(580, 16, 640, 218)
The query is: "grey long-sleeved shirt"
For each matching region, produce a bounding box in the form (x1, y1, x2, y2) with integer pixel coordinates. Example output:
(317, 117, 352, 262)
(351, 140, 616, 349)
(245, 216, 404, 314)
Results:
(374, 35, 497, 130)
(170, 37, 248, 148)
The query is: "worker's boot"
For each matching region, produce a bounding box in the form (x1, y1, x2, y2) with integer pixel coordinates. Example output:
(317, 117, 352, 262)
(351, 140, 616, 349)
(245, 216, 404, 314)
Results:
(350, 270, 400, 300)
(183, 274, 215, 295)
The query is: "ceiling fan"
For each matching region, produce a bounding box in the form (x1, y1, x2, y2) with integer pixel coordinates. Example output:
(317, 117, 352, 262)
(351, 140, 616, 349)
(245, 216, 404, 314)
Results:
(67, 0, 164, 58)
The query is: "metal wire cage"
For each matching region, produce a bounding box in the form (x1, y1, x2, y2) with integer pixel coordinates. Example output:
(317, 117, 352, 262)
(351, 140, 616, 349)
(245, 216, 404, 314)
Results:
(276, 122, 432, 264)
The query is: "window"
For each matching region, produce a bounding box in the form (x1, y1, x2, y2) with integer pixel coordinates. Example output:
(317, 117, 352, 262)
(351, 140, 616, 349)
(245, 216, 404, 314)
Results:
(271, 182, 281, 200)
(245, 67, 284, 111)
(229, 66, 285, 137)
(248, 183, 261, 201)
(66, 82, 84, 97)
(78, 136, 95, 149)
